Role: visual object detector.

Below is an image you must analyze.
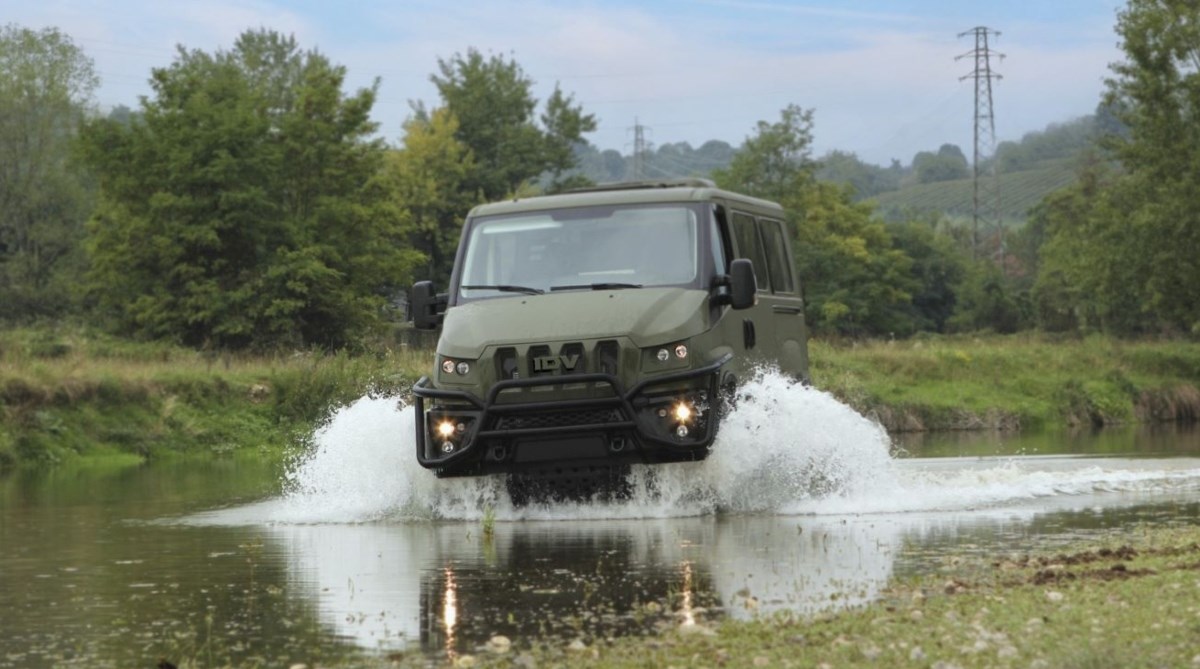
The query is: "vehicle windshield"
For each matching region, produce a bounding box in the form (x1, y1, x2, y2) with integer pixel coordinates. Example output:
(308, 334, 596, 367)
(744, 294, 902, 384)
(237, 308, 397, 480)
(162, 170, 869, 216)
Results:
(458, 204, 701, 300)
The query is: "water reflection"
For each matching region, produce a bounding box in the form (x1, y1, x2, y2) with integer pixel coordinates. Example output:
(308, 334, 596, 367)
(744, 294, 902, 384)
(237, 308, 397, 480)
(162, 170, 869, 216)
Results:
(262, 514, 900, 653)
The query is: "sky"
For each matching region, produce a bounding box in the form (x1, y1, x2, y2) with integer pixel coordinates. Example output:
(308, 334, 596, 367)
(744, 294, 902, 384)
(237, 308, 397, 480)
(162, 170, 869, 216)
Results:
(5, 0, 1127, 166)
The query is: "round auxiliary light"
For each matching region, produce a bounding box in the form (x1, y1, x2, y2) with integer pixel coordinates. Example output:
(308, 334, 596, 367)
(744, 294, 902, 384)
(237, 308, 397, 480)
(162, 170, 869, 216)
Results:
(456, 422, 467, 434)
(675, 425, 689, 439)
(441, 441, 455, 454)
(437, 421, 456, 438)
(674, 344, 688, 359)
(656, 348, 670, 362)
(441, 359, 456, 374)
(673, 402, 693, 423)
(456, 361, 471, 375)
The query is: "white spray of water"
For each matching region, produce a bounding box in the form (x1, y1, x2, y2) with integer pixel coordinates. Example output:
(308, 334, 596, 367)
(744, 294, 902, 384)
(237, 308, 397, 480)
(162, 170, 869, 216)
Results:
(271, 369, 1200, 524)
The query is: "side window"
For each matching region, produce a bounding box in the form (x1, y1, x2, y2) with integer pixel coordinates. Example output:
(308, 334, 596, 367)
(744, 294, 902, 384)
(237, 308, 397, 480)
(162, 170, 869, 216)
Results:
(709, 214, 728, 275)
(731, 212, 770, 291)
(759, 218, 795, 294)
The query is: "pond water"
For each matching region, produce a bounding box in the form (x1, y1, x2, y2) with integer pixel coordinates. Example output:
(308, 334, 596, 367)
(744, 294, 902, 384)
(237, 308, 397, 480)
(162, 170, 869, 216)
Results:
(2, 372, 1199, 668)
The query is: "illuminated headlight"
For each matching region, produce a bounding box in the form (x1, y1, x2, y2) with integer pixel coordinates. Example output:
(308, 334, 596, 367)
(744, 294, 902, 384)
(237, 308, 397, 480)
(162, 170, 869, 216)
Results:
(674, 344, 688, 359)
(673, 402, 693, 423)
(441, 359, 455, 374)
(656, 348, 670, 362)
(437, 421, 456, 438)
(456, 361, 470, 375)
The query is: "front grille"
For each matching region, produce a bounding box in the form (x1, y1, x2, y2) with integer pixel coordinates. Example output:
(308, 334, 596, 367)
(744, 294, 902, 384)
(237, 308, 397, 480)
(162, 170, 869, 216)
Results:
(493, 407, 623, 431)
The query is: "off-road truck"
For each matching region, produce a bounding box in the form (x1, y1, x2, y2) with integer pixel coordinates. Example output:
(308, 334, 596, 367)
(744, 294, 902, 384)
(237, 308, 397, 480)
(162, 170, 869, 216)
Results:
(410, 179, 809, 496)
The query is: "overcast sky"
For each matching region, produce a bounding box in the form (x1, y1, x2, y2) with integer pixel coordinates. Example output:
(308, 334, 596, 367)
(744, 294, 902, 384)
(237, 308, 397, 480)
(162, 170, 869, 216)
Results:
(6, 0, 1126, 166)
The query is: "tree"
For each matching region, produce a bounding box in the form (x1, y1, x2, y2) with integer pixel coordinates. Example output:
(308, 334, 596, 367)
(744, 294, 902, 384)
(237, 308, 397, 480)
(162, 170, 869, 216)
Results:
(0, 24, 97, 321)
(429, 49, 596, 199)
(1099, 0, 1200, 334)
(384, 108, 477, 286)
(713, 104, 815, 202)
(912, 144, 970, 184)
(80, 29, 419, 349)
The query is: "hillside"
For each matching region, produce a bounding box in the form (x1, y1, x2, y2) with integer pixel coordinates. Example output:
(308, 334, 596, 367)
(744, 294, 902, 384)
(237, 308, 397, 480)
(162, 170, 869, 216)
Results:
(870, 158, 1080, 224)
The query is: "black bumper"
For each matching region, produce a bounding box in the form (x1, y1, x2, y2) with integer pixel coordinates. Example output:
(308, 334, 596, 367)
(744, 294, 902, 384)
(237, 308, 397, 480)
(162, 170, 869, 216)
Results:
(412, 354, 732, 477)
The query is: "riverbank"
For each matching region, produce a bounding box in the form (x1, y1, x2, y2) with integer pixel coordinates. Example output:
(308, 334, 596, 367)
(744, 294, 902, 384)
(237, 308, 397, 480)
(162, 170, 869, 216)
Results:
(3, 329, 1199, 467)
(812, 335, 1200, 433)
(0, 328, 425, 467)
(424, 523, 1200, 669)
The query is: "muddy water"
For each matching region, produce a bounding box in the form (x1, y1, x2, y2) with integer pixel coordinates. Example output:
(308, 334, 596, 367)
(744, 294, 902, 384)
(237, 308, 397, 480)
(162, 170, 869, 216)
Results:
(2, 373, 1199, 667)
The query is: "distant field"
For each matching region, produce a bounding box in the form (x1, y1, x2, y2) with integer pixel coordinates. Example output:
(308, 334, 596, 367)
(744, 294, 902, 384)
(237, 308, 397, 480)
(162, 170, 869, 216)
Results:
(871, 158, 1079, 223)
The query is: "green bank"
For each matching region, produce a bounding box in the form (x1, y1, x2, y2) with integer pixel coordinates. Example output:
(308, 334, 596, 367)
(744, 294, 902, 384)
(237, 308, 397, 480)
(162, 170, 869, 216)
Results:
(0, 328, 426, 467)
(3, 329, 1200, 467)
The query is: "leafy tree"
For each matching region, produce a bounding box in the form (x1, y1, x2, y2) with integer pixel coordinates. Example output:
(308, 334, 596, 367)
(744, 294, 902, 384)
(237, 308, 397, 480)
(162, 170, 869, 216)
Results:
(912, 144, 970, 184)
(713, 104, 815, 202)
(889, 220, 969, 332)
(1100, 0, 1200, 334)
(0, 24, 97, 321)
(80, 29, 418, 349)
(384, 108, 477, 286)
(429, 49, 596, 199)
(795, 183, 917, 336)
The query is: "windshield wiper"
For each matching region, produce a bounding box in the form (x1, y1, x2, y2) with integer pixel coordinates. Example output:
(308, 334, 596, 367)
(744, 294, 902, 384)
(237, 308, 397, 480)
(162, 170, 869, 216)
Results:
(550, 282, 643, 291)
(461, 284, 544, 295)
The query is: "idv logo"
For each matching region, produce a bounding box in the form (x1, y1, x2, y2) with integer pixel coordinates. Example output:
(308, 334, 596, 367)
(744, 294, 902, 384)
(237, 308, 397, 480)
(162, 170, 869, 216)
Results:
(531, 354, 581, 373)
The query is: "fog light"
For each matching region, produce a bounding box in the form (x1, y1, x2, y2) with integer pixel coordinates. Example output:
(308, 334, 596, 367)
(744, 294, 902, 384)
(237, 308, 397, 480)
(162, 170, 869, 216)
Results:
(437, 421, 456, 438)
(441, 441, 455, 453)
(674, 344, 688, 359)
(673, 402, 693, 423)
(675, 425, 689, 439)
(656, 348, 670, 362)
(441, 359, 455, 374)
(456, 361, 471, 375)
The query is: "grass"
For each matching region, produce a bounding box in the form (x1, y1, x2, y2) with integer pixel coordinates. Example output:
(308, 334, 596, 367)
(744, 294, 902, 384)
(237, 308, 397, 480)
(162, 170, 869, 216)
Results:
(4, 327, 1200, 466)
(0, 327, 430, 467)
(810, 334, 1200, 432)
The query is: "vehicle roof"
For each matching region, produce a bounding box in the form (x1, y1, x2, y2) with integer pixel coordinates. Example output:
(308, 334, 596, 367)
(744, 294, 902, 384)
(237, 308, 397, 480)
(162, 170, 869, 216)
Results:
(467, 179, 786, 218)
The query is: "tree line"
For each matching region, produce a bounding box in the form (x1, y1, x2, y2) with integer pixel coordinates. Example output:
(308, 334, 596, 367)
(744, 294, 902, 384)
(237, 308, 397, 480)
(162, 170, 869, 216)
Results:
(1, 0, 1196, 350)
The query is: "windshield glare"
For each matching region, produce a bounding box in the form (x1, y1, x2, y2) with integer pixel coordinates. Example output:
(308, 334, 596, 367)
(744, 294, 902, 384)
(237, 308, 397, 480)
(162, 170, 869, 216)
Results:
(459, 204, 700, 299)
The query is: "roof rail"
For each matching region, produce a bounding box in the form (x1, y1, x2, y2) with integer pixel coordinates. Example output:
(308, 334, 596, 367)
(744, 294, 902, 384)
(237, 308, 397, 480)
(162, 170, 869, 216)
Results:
(564, 178, 716, 194)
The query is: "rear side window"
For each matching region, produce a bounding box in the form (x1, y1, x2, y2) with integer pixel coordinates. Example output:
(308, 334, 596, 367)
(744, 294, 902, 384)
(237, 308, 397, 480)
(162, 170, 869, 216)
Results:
(731, 212, 770, 291)
(759, 218, 795, 294)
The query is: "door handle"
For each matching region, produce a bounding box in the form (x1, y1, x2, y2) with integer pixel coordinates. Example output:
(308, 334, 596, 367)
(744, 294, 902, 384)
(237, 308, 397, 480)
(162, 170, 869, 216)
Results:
(742, 319, 756, 350)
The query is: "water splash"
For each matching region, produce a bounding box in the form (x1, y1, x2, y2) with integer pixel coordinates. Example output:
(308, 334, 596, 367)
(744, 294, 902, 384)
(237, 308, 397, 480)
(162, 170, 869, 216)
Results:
(271, 369, 1200, 524)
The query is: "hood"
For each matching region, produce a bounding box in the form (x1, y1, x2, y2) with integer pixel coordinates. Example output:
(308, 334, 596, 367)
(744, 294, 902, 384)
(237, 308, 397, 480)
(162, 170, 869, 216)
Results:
(438, 287, 710, 359)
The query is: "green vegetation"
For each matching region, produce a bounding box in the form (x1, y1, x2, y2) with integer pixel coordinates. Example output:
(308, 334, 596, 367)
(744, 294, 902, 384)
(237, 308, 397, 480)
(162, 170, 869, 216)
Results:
(812, 335, 1200, 432)
(0, 328, 427, 467)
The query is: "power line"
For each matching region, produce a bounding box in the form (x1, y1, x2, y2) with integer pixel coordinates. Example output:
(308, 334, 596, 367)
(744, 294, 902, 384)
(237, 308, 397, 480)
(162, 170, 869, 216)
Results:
(957, 26, 1004, 263)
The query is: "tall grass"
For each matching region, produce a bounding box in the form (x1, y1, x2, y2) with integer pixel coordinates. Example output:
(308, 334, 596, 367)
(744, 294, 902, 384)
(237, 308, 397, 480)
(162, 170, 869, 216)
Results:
(0, 328, 432, 467)
(810, 334, 1200, 431)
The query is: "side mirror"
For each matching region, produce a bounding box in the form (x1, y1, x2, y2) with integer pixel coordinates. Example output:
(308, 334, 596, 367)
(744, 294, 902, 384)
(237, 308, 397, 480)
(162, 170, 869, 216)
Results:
(412, 281, 447, 329)
(729, 259, 757, 310)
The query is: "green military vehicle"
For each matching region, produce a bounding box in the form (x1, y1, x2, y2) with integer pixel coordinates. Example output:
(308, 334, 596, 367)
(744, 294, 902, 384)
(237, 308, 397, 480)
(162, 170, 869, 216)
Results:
(410, 179, 809, 496)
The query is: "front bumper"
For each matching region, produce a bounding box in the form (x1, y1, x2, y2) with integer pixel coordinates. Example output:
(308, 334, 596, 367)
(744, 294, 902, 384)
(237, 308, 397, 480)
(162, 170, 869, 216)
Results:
(412, 353, 731, 477)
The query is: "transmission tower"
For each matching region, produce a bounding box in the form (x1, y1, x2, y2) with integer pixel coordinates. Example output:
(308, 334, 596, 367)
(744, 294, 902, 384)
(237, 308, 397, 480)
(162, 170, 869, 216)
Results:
(957, 26, 1004, 263)
(628, 118, 651, 180)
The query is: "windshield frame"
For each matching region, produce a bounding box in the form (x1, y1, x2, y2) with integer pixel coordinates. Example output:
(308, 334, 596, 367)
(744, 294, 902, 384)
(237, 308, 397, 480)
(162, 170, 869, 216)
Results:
(449, 202, 719, 305)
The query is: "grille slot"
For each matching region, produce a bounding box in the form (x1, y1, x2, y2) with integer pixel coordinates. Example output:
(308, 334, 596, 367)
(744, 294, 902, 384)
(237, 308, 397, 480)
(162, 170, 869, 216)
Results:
(493, 408, 623, 431)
